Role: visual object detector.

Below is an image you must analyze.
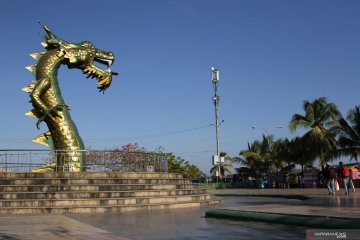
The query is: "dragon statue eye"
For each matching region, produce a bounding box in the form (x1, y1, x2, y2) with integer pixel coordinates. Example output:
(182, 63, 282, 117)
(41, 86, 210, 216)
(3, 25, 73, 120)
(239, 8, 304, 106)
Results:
(81, 41, 94, 48)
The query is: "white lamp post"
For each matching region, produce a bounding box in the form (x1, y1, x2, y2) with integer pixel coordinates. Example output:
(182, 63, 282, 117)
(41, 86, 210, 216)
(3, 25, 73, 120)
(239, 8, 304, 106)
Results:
(251, 125, 283, 137)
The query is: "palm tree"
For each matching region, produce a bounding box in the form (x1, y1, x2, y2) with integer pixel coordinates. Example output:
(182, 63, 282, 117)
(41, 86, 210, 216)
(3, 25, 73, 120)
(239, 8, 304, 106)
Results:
(272, 138, 290, 171)
(239, 134, 277, 177)
(210, 163, 233, 177)
(289, 137, 314, 171)
(239, 141, 265, 178)
(274, 138, 295, 167)
(209, 152, 234, 177)
(332, 105, 360, 162)
(289, 97, 341, 165)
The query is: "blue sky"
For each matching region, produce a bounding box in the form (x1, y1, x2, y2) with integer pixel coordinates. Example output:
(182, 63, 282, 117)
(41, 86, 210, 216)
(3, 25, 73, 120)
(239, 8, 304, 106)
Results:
(0, 0, 359, 173)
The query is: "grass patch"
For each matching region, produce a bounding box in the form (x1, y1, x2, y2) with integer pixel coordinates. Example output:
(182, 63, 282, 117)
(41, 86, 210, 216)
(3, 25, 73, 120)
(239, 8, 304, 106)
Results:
(215, 194, 310, 200)
(206, 209, 359, 229)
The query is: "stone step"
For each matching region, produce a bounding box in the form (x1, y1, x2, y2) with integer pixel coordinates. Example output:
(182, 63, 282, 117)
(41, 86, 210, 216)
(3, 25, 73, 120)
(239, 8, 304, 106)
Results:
(0, 184, 198, 192)
(0, 172, 183, 179)
(0, 172, 221, 215)
(0, 199, 221, 214)
(0, 194, 213, 207)
(0, 189, 208, 199)
(0, 178, 192, 185)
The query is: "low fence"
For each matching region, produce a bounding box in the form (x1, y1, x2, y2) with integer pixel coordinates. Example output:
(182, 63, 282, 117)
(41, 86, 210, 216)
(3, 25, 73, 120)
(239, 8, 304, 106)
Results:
(0, 149, 168, 173)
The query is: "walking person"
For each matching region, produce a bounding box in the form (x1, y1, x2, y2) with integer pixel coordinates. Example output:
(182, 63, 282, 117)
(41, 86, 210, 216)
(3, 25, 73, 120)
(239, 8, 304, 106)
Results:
(324, 164, 336, 195)
(349, 166, 356, 192)
(338, 162, 350, 195)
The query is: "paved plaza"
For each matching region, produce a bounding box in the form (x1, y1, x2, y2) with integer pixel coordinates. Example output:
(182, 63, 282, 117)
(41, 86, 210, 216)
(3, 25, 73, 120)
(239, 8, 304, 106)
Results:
(0, 188, 359, 239)
(210, 188, 360, 219)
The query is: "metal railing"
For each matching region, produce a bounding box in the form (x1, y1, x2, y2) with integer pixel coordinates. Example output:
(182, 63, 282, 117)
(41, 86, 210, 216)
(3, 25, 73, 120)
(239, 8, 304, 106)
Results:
(0, 149, 168, 173)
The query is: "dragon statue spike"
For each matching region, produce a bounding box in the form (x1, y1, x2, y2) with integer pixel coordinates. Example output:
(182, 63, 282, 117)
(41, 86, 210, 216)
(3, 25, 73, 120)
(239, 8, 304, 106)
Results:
(24, 25, 117, 172)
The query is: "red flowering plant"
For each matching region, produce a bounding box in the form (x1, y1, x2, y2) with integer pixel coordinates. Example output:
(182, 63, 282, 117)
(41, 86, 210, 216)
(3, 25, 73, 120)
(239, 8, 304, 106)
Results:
(109, 143, 149, 171)
(86, 143, 166, 172)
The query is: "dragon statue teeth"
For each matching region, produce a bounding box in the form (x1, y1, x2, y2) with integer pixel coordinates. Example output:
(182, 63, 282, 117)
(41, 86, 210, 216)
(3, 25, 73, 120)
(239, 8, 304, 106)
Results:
(23, 25, 117, 172)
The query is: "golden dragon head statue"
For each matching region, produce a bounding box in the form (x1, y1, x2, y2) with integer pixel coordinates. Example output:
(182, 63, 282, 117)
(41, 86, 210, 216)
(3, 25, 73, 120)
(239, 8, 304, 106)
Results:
(42, 25, 117, 92)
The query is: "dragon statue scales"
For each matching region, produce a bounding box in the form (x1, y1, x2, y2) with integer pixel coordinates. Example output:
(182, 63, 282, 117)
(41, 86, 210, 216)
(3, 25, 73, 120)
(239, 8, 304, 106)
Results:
(23, 25, 117, 172)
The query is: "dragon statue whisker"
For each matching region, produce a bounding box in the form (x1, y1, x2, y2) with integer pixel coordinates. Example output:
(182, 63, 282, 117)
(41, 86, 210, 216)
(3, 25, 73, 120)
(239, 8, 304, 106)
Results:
(24, 25, 117, 172)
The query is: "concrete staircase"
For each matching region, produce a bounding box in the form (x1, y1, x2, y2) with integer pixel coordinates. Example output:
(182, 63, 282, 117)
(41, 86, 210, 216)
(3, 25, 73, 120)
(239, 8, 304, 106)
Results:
(0, 172, 220, 214)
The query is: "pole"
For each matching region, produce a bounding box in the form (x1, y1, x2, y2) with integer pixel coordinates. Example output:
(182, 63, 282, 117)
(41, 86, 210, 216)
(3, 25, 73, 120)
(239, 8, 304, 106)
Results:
(214, 96, 220, 158)
(214, 90, 220, 180)
(211, 67, 221, 180)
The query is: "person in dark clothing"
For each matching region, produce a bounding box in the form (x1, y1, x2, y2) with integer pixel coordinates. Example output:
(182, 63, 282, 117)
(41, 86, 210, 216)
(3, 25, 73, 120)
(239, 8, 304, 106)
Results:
(324, 164, 336, 195)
